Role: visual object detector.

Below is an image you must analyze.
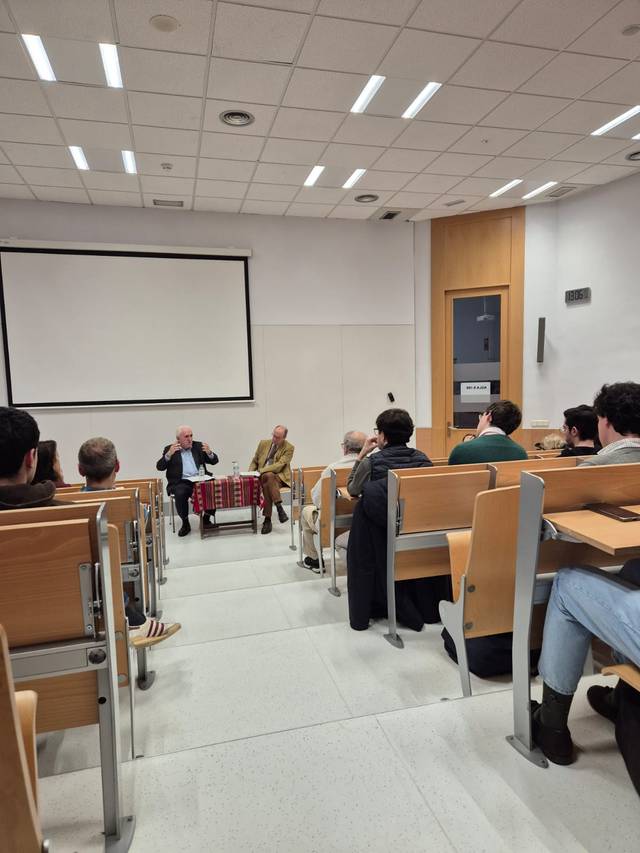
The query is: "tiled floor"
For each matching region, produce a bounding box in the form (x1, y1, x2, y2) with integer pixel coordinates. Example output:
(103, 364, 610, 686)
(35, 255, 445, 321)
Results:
(38, 516, 640, 852)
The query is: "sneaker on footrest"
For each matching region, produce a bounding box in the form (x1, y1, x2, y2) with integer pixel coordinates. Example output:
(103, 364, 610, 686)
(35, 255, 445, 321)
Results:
(304, 556, 321, 573)
(129, 617, 181, 648)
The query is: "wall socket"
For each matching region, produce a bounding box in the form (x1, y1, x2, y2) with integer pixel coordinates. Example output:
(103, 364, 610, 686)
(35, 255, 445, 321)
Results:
(530, 419, 550, 428)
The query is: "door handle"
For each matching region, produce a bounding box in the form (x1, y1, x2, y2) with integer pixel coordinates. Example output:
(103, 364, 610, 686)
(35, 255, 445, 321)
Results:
(447, 421, 453, 435)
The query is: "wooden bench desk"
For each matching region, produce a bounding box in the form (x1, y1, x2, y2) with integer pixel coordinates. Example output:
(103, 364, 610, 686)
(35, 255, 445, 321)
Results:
(544, 505, 640, 556)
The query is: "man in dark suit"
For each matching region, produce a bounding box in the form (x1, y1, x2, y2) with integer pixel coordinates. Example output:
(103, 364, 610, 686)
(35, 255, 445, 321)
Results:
(156, 425, 219, 537)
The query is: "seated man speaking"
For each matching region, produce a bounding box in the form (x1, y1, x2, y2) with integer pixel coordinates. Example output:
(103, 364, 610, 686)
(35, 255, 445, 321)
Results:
(249, 425, 294, 534)
(157, 425, 218, 537)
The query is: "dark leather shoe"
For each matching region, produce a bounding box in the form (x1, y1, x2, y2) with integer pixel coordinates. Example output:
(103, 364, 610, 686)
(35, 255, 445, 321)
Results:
(276, 504, 288, 524)
(202, 516, 217, 529)
(587, 685, 618, 723)
(261, 518, 272, 534)
(178, 520, 191, 537)
(531, 701, 575, 765)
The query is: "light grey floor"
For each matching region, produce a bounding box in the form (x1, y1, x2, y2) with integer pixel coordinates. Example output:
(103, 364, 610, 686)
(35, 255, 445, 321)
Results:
(39, 515, 640, 852)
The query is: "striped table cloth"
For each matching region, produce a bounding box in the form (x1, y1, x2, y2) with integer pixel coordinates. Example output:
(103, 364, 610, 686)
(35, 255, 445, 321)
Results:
(192, 475, 261, 514)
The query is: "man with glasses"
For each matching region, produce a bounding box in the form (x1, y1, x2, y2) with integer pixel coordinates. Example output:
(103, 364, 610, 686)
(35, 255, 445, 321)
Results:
(249, 425, 294, 534)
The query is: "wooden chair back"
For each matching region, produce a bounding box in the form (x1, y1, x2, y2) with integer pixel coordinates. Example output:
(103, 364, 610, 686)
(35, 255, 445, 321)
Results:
(397, 470, 492, 533)
(490, 456, 577, 487)
(536, 462, 640, 513)
(319, 466, 355, 548)
(395, 463, 488, 477)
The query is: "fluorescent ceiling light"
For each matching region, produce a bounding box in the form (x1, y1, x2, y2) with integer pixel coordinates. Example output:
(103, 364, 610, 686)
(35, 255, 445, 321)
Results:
(489, 178, 522, 198)
(350, 75, 385, 114)
(342, 168, 366, 189)
(68, 146, 89, 170)
(591, 105, 640, 136)
(21, 34, 56, 81)
(402, 81, 442, 119)
(632, 132, 640, 140)
(99, 43, 123, 88)
(122, 150, 137, 174)
(303, 165, 324, 187)
(522, 181, 557, 200)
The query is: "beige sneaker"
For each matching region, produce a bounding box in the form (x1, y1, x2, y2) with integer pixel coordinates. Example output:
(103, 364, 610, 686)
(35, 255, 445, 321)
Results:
(129, 617, 181, 648)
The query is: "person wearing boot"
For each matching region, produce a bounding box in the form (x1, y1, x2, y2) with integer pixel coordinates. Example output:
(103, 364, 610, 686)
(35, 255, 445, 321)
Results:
(249, 425, 294, 534)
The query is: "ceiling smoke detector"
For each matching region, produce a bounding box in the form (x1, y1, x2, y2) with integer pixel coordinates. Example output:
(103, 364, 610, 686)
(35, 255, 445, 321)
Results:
(626, 150, 640, 161)
(354, 193, 379, 203)
(150, 14, 180, 32)
(220, 110, 254, 127)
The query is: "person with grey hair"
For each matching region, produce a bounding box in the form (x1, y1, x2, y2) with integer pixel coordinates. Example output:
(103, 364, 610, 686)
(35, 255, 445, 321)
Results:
(78, 436, 120, 490)
(249, 425, 295, 534)
(300, 431, 366, 571)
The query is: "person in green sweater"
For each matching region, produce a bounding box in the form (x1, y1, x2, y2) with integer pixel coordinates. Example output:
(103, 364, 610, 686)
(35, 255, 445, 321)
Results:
(448, 400, 528, 464)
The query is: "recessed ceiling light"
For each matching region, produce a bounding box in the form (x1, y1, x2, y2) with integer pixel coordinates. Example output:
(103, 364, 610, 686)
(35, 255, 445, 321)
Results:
(21, 34, 56, 81)
(220, 110, 254, 127)
(122, 150, 137, 174)
(303, 165, 324, 187)
(68, 145, 89, 170)
(591, 105, 640, 136)
(354, 193, 379, 203)
(522, 181, 557, 200)
(342, 168, 366, 189)
(99, 43, 123, 88)
(622, 24, 640, 36)
(350, 75, 385, 114)
(490, 178, 522, 198)
(626, 149, 640, 160)
(150, 14, 180, 32)
(401, 81, 442, 119)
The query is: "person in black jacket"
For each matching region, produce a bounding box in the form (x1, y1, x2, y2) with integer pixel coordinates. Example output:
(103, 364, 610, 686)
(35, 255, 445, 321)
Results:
(559, 404, 599, 457)
(156, 425, 219, 537)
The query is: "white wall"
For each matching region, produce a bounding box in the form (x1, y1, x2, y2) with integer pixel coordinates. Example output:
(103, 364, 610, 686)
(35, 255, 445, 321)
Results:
(0, 199, 420, 479)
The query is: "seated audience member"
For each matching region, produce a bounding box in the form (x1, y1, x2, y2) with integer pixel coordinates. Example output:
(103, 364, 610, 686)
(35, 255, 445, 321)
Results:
(559, 405, 599, 457)
(301, 431, 366, 571)
(33, 439, 70, 487)
(0, 407, 58, 510)
(448, 400, 527, 464)
(80, 436, 181, 645)
(579, 382, 640, 466)
(347, 409, 431, 497)
(157, 425, 219, 537)
(541, 434, 565, 451)
(249, 425, 294, 535)
(462, 433, 476, 443)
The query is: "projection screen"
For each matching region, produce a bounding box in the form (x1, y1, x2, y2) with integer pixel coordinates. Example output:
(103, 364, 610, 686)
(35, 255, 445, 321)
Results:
(0, 248, 253, 407)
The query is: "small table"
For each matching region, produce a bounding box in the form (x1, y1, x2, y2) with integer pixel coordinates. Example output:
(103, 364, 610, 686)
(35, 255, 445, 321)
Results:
(544, 505, 640, 556)
(191, 474, 261, 538)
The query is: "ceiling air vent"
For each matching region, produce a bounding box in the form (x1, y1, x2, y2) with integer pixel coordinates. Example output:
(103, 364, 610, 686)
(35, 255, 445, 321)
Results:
(547, 185, 577, 198)
(153, 198, 184, 207)
(380, 210, 401, 220)
(444, 198, 465, 207)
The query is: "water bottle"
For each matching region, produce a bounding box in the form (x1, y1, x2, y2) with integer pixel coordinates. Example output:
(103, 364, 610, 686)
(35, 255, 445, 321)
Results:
(232, 460, 240, 476)
(198, 464, 205, 477)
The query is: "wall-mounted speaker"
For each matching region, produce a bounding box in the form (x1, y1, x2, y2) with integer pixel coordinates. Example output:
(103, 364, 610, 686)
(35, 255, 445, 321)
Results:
(387, 392, 395, 402)
(536, 317, 546, 364)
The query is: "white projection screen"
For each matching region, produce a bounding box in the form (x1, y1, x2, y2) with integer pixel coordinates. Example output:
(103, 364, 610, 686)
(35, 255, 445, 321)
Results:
(0, 249, 253, 406)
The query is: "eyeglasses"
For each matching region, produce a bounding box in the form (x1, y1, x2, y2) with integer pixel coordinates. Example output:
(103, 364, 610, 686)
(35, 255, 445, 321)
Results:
(373, 428, 380, 434)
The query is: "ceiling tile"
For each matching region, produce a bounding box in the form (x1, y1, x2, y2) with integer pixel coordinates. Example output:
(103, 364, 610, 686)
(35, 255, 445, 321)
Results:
(252, 162, 310, 184)
(519, 160, 587, 182)
(143, 193, 192, 210)
(140, 175, 195, 195)
(1, 142, 73, 168)
(207, 59, 291, 105)
(603, 144, 640, 166)
(569, 0, 640, 59)
(0, 185, 35, 199)
(0, 80, 50, 116)
(115, 0, 213, 54)
(270, 108, 344, 141)
(283, 68, 367, 112)
(0, 33, 35, 79)
(418, 85, 507, 125)
(0, 115, 63, 145)
(133, 125, 198, 156)
(355, 170, 413, 191)
(246, 183, 298, 201)
(201, 132, 264, 160)
(480, 94, 571, 130)
(88, 189, 141, 206)
(136, 153, 196, 177)
(80, 149, 123, 171)
(0, 6, 14, 30)
(320, 142, 386, 167)
(31, 185, 90, 203)
(341, 188, 394, 205)
(402, 173, 463, 193)
(519, 53, 626, 98)
(569, 163, 638, 184)
(372, 148, 439, 171)
(82, 171, 140, 191)
(408, 0, 520, 38)
(294, 186, 346, 204)
(554, 136, 631, 163)
(379, 29, 480, 81)
(451, 42, 555, 90)
(450, 126, 528, 155)
(213, 3, 309, 63)
(16, 165, 83, 187)
(121, 47, 207, 96)
(44, 37, 106, 86)
(260, 138, 325, 165)
(198, 158, 255, 181)
(60, 119, 132, 150)
(0, 150, 9, 164)
(469, 197, 524, 212)
(315, 165, 357, 187)
(539, 100, 630, 135)
(328, 205, 374, 219)
(388, 190, 440, 206)
(473, 156, 542, 178)
(492, 0, 618, 50)
(195, 197, 242, 212)
(392, 121, 469, 150)
(298, 17, 398, 73)
(195, 178, 247, 198)
(365, 77, 427, 118)
(422, 152, 493, 175)
(503, 131, 582, 158)
(318, 0, 417, 25)
(0, 163, 22, 182)
(286, 202, 334, 217)
(449, 176, 506, 195)
(231, 0, 315, 10)
(10, 0, 114, 41)
(242, 199, 290, 215)
(129, 92, 203, 130)
(203, 100, 276, 135)
(334, 114, 406, 147)
(45, 83, 128, 123)
(583, 63, 640, 105)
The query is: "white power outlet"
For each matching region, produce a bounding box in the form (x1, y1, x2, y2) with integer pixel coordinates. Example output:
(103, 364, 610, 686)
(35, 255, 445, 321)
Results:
(530, 419, 550, 428)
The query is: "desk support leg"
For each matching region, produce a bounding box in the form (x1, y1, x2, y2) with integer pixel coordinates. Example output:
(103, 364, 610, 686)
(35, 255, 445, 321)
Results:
(439, 589, 471, 698)
(136, 647, 156, 691)
(384, 472, 403, 649)
(327, 470, 341, 597)
(289, 472, 298, 551)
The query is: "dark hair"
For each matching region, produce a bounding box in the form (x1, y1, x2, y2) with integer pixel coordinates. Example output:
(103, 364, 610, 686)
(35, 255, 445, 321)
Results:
(78, 437, 118, 481)
(33, 440, 60, 484)
(0, 407, 40, 477)
(593, 383, 640, 436)
(376, 408, 414, 446)
(563, 405, 598, 442)
(485, 400, 521, 435)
